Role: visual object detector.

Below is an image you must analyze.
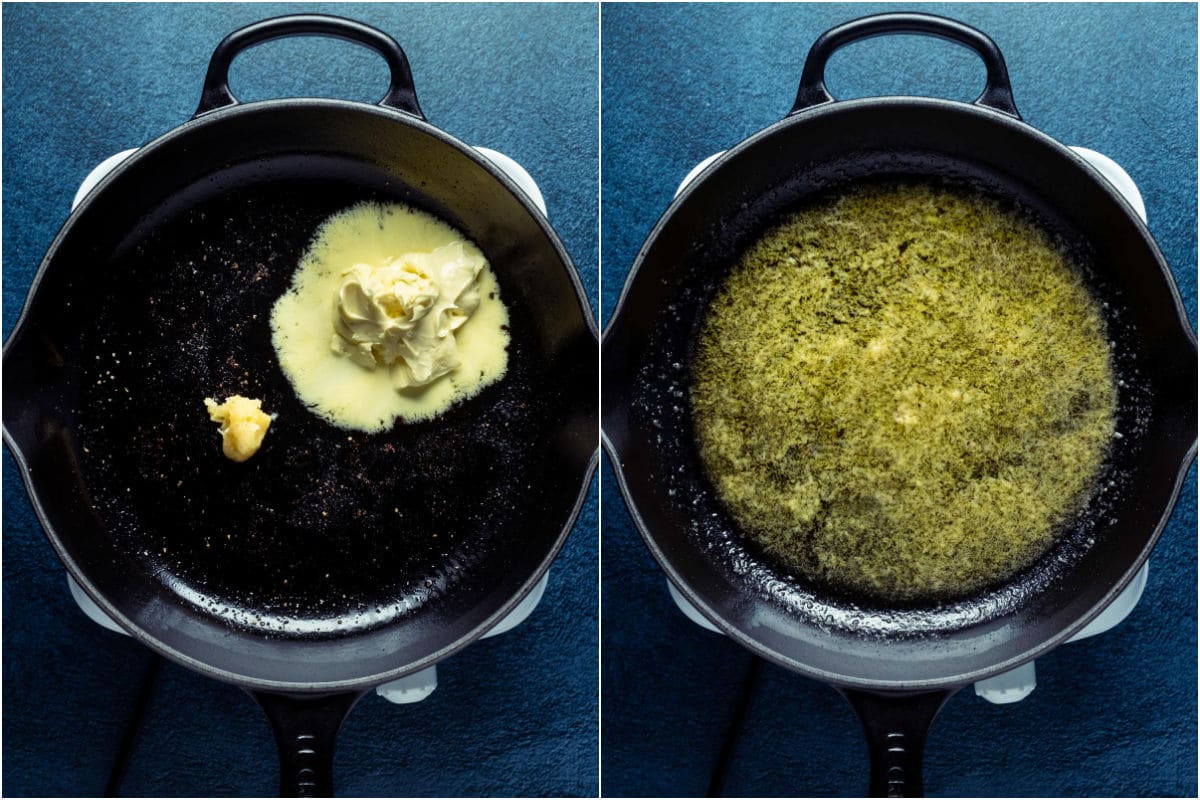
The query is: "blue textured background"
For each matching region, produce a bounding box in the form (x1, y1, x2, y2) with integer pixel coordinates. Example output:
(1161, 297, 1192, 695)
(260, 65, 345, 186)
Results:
(3, 3, 597, 796)
(601, 3, 1197, 797)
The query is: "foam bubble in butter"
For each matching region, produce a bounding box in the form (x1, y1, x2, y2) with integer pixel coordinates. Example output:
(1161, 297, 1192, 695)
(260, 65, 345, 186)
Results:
(271, 201, 509, 432)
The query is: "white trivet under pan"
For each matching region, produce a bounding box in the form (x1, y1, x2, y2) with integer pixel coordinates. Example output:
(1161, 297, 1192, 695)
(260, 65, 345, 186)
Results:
(66, 145, 552, 705)
(668, 146, 1151, 705)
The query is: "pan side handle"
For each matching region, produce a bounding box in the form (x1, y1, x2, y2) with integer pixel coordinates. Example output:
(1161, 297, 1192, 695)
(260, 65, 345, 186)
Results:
(789, 12, 1020, 119)
(838, 686, 959, 797)
(248, 688, 366, 797)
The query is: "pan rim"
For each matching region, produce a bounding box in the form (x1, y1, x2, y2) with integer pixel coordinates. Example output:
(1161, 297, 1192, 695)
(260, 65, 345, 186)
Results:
(600, 93, 1198, 690)
(6, 96, 600, 357)
(601, 431, 1195, 691)
(3, 95, 600, 692)
(601, 94, 1194, 355)
(5, 428, 599, 692)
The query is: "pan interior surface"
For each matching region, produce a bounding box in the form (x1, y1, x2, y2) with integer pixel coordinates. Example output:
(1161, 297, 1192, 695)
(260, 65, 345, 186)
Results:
(5, 104, 596, 686)
(604, 100, 1195, 686)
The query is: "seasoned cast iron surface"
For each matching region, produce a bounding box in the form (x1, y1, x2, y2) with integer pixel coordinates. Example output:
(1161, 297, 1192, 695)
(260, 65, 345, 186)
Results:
(73, 176, 555, 636)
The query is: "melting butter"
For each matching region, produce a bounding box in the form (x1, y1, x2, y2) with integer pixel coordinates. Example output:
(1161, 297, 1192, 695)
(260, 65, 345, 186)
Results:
(271, 202, 510, 432)
(332, 242, 483, 388)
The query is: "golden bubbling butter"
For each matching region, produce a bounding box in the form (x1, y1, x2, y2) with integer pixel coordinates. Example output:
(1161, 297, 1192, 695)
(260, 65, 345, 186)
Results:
(691, 183, 1117, 602)
(271, 202, 510, 432)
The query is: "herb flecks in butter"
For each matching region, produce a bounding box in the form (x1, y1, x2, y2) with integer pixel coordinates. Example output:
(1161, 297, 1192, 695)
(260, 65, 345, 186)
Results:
(691, 183, 1116, 602)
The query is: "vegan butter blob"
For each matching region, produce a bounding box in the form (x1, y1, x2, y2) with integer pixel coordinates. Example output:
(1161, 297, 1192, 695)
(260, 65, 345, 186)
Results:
(271, 201, 510, 431)
(691, 183, 1116, 602)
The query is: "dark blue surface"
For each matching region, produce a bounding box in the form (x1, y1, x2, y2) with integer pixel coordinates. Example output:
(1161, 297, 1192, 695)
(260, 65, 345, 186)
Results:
(3, 3, 597, 796)
(601, 3, 1197, 797)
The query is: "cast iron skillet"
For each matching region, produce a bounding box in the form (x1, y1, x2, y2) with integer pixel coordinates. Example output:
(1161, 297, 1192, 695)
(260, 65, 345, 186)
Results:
(602, 13, 1196, 797)
(3, 15, 597, 797)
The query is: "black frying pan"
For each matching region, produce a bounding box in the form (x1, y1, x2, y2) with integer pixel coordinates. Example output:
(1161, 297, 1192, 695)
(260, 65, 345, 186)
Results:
(602, 13, 1196, 796)
(2, 15, 597, 796)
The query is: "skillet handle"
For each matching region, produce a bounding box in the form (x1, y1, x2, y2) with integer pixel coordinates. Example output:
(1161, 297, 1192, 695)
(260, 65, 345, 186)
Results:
(248, 688, 366, 797)
(839, 686, 958, 797)
(195, 14, 424, 119)
(789, 12, 1020, 119)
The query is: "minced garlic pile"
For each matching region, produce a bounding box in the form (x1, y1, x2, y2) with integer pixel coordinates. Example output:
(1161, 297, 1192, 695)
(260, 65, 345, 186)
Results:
(691, 183, 1116, 602)
(204, 395, 273, 462)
